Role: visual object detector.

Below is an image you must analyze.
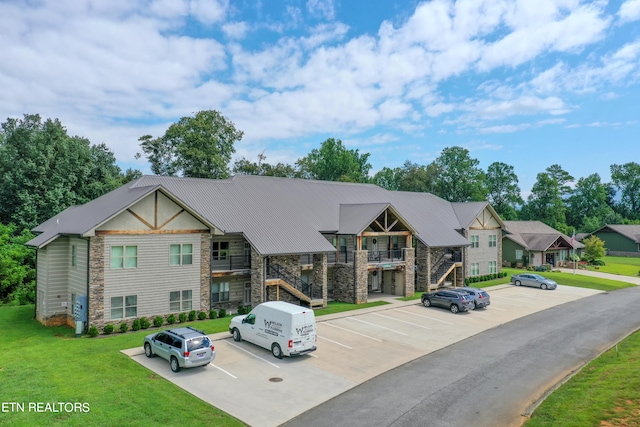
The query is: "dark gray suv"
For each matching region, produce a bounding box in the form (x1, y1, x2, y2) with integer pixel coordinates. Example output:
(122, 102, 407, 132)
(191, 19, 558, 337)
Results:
(421, 290, 474, 313)
(143, 326, 215, 372)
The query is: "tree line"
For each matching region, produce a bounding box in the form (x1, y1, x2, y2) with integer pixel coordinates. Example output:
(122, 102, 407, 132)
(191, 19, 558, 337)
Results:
(1, 110, 638, 304)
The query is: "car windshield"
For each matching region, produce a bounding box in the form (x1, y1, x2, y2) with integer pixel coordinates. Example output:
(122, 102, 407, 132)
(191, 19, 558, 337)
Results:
(187, 336, 211, 352)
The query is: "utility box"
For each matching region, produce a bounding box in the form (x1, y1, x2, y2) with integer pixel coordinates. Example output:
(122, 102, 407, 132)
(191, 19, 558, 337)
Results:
(73, 296, 87, 322)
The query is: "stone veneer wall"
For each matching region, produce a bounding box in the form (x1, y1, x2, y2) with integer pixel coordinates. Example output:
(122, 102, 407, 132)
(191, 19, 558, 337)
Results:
(332, 264, 355, 303)
(270, 255, 300, 275)
(250, 251, 265, 306)
(313, 253, 328, 307)
(403, 247, 415, 296)
(200, 233, 211, 312)
(416, 241, 429, 292)
(353, 251, 368, 304)
(88, 235, 105, 327)
(608, 251, 640, 257)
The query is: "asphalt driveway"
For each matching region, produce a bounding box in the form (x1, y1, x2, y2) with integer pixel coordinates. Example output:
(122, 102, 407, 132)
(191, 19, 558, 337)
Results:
(124, 284, 602, 427)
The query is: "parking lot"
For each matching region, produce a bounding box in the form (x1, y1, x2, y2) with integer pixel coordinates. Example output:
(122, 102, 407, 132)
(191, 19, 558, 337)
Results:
(124, 284, 602, 427)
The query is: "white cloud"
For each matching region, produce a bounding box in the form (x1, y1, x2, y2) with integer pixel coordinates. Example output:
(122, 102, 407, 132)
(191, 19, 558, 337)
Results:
(619, 0, 640, 23)
(222, 21, 249, 39)
(306, 0, 335, 21)
(189, 0, 228, 25)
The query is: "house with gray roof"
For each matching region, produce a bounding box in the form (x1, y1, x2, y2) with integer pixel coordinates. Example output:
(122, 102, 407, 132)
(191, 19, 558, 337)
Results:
(588, 224, 640, 256)
(502, 220, 583, 268)
(27, 175, 506, 330)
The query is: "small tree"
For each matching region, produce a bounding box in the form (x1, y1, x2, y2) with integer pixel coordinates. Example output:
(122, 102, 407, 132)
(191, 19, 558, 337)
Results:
(582, 235, 606, 263)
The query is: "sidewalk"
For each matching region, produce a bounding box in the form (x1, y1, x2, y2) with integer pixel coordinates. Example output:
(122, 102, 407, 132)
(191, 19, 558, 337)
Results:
(556, 268, 640, 285)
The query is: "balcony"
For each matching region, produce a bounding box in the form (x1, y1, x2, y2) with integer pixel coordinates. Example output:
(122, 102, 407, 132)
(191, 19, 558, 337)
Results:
(211, 255, 251, 271)
(367, 249, 404, 263)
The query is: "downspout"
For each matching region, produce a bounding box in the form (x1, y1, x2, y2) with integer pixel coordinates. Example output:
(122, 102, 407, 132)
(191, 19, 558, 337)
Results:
(33, 248, 38, 319)
(85, 237, 90, 334)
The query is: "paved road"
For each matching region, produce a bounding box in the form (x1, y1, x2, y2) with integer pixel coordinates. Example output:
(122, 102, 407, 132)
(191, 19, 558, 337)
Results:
(283, 286, 640, 427)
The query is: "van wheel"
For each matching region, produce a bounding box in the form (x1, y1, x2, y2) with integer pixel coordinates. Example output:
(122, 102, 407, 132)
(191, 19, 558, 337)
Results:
(170, 356, 181, 373)
(271, 343, 283, 359)
(144, 342, 154, 358)
(232, 328, 242, 342)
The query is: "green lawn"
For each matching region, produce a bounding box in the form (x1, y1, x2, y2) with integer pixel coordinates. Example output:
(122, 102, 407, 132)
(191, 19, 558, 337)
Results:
(586, 255, 640, 277)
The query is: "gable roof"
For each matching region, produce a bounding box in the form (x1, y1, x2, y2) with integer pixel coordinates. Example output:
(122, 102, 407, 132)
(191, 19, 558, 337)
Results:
(592, 224, 640, 243)
(451, 201, 506, 230)
(28, 175, 489, 254)
(503, 220, 584, 250)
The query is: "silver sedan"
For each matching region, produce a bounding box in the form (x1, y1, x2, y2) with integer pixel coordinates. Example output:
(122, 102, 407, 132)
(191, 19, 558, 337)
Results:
(511, 273, 558, 290)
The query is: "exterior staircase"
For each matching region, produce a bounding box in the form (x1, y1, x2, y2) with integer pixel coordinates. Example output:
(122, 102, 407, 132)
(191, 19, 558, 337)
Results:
(266, 264, 324, 308)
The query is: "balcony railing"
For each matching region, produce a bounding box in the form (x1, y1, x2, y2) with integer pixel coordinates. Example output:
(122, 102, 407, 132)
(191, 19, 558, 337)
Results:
(367, 249, 404, 263)
(267, 263, 323, 300)
(211, 255, 251, 271)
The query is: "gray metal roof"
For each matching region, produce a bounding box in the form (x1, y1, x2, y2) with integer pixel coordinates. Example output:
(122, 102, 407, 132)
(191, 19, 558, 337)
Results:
(593, 224, 640, 243)
(503, 220, 584, 250)
(29, 175, 484, 254)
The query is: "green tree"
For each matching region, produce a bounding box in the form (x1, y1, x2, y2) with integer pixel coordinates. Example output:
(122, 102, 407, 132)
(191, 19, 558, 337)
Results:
(0, 224, 35, 304)
(545, 164, 574, 197)
(521, 172, 568, 233)
(137, 110, 244, 179)
(372, 166, 403, 191)
(582, 235, 606, 263)
(485, 162, 523, 220)
(566, 174, 621, 232)
(431, 146, 486, 202)
(232, 153, 299, 178)
(610, 162, 640, 220)
(397, 161, 439, 193)
(0, 114, 130, 229)
(296, 138, 371, 183)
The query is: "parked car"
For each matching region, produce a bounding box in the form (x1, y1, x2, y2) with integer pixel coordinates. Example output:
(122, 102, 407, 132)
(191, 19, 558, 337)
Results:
(143, 326, 215, 372)
(451, 287, 491, 309)
(511, 273, 558, 290)
(421, 290, 475, 313)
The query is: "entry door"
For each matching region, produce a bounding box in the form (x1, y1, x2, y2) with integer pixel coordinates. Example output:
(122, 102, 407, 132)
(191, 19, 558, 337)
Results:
(243, 282, 251, 305)
(370, 271, 380, 291)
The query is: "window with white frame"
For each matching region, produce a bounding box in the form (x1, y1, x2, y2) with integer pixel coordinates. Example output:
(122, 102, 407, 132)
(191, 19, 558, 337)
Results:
(169, 244, 193, 265)
(212, 242, 229, 260)
(470, 235, 479, 248)
(515, 249, 523, 260)
(471, 263, 480, 276)
(71, 245, 77, 267)
(169, 290, 192, 312)
(489, 261, 497, 274)
(211, 282, 230, 303)
(111, 295, 137, 319)
(111, 246, 138, 269)
(488, 235, 497, 247)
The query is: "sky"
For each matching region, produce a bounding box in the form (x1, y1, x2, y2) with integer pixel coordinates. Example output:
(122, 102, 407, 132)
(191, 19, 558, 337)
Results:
(1, 0, 639, 195)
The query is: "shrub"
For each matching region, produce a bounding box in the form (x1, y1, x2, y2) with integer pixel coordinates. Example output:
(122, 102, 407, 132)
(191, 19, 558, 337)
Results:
(218, 308, 227, 318)
(590, 259, 606, 266)
(167, 314, 176, 324)
(153, 316, 164, 327)
(131, 318, 141, 331)
(188, 310, 197, 321)
(140, 317, 150, 329)
(198, 311, 207, 320)
(103, 324, 114, 335)
(88, 325, 99, 337)
(119, 323, 128, 333)
(209, 309, 217, 320)
(179, 312, 187, 323)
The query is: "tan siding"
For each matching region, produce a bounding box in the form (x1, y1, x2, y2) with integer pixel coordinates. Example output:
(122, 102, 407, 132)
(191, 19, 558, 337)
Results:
(42, 239, 71, 318)
(103, 234, 202, 320)
(68, 238, 88, 303)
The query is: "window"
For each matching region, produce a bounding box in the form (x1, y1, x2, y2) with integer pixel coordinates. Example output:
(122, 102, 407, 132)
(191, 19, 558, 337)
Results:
(71, 245, 77, 267)
(489, 261, 497, 274)
(392, 236, 399, 249)
(111, 295, 137, 320)
(340, 237, 347, 253)
(111, 246, 138, 269)
(212, 242, 229, 260)
(170, 290, 192, 311)
(488, 235, 497, 247)
(244, 242, 251, 266)
(470, 235, 479, 248)
(170, 244, 192, 265)
(211, 282, 230, 303)
(471, 263, 480, 276)
(362, 237, 368, 250)
(515, 249, 523, 260)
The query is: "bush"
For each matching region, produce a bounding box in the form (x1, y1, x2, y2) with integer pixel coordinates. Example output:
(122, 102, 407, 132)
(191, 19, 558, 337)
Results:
(218, 308, 227, 318)
(103, 324, 114, 335)
(167, 314, 176, 324)
(209, 309, 217, 319)
(131, 318, 141, 331)
(188, 310, 197, 321)
(153, 316, 164, 327)
(119, 323, 128, 333)
(179, 312, 187, 323)
(590, 259, 606, 266)
(88, 325, 99, 337)
(198, 311, 207, 320)
(139, 317, 150, 329)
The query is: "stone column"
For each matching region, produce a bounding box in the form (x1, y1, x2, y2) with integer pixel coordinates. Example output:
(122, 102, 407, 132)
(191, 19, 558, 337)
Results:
(403, 247, 415, 296)
(353, 250, 368, 304)
(200, 233, 211, 312)
(88, 235, 105, 327)
(250, 251, 265, 306)
(313, 253, 328, 307)
(416, 241, 429, 292)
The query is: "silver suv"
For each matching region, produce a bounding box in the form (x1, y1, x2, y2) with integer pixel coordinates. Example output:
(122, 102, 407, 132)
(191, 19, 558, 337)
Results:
(143, 326, 215, 372)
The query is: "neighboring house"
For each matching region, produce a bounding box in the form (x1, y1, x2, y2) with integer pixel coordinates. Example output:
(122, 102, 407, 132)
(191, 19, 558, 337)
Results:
(502, 221, 583, 267)
(27, 175, 505, 329)
(589, 224, 640, 257)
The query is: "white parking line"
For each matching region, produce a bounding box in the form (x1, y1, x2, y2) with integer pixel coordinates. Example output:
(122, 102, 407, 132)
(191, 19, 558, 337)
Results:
(372, 312, 432, 330)
(223, 341, 280, 368)
(347, 317, 409, 336)
(318, 335, 353, 349)
(210, 364, 238, 379)
(321, 322, 383, 342)
(396, 309, 454, 325)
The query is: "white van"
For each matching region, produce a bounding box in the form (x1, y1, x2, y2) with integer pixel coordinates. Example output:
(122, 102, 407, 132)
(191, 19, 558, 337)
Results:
(229, 301, 317, 358)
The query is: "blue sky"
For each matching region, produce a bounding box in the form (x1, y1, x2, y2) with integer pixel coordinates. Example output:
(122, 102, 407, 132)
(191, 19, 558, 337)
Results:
(1, 0, 639, 195)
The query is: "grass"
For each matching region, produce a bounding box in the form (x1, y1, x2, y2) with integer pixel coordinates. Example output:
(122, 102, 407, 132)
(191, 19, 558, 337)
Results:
(525, 330, 640, 427)
(586, 255, 640, 277)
